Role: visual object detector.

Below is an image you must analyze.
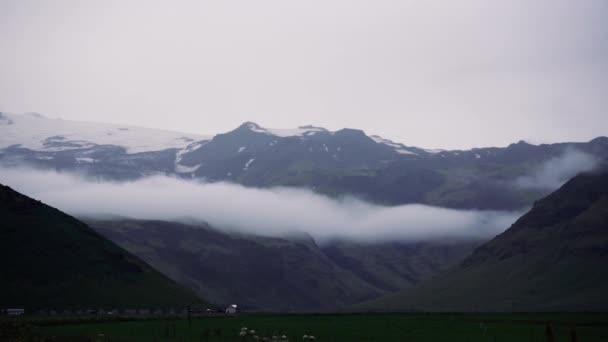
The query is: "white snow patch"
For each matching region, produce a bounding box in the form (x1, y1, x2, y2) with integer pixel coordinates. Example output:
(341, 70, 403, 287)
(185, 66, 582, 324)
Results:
(243, 123, 329, 138)
(76, 157, 96, 163)
(369, 135, 386, 144)
(370, 135, 418, 155)
(475, 154, 481, 159)
(323, 144, 329, 152)
(245, 123, 268, 134)
(174, 141, 209, 173)
(238, 146, 246, 153)
(0, 112, 210, 154)
(175, 141, 207, 162)
(175, 140, 209, 168)
(175, 163, 201, 174)
(35, 156, 53, 160)
(423, 148, 444, 154)
(244, 158, 255, 170)
(395, 148, 417, 155)
(266, 125, 328, 137)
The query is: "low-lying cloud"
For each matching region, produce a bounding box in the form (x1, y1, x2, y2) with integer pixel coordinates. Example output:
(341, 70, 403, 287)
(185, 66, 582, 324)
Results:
(514, 148, 599, 190)
(0, 167, 520, 243)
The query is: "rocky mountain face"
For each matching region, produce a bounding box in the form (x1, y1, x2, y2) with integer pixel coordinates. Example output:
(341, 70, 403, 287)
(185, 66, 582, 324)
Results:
(2, 112, 607, 210)
(0, 183, 205, 309)
(358, 169, 608, 312)
(89, 219, 480, 311)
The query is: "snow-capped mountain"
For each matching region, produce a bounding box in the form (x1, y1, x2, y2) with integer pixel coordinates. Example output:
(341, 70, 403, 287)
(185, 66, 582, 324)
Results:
(221, 122, 423, 156)
(0, 112, 420, 156)
(1, 112, 607, 210)
(174, 121, 427, 184)
(238, 122, 329, 138)
(0, 112, 210, 153)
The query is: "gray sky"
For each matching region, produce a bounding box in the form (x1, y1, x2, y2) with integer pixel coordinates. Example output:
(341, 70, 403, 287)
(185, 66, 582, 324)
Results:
(1, 0, 607, 149)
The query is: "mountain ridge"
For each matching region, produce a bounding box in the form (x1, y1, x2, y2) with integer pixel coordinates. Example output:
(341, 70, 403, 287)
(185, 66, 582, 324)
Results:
(2, 112, 607, 211)
(4, 111, 605, 153)
(355, 169, 608, 312)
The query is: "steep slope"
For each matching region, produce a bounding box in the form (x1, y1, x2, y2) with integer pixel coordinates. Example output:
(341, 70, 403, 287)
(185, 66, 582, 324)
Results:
(89, 219, 478, 311)
(0, 183, 205, 309)
(358, 170, 608, 312)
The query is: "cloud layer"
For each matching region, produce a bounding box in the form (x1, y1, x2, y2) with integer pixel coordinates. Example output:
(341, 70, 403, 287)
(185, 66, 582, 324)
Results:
(515, 148, 599, 190)
(0, 167, 519, 242)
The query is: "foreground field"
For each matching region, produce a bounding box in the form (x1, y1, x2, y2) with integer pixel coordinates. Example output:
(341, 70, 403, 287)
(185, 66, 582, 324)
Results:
(25, 313, 608, 341)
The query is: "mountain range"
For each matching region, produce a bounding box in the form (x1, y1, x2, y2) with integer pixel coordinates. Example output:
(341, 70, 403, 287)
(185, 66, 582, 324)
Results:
(2, 112, 607, 210)
(1, 112, 607, 312)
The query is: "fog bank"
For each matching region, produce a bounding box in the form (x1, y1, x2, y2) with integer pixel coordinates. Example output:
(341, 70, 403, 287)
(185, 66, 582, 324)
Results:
(515, 148, 599, 190)
(0, 167, 520, 242)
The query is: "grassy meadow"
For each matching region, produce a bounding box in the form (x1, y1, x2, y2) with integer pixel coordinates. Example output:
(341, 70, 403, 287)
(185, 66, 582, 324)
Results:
(14, 313, 607, 341)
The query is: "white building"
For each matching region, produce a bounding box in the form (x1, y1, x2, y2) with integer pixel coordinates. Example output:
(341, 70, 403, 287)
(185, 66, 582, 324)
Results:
(6, 308, 25, 316)
(225, 304, 238, 314)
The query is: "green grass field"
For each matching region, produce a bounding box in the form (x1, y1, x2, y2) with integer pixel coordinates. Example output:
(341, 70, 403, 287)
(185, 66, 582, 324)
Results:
(28, 313, 608, 342)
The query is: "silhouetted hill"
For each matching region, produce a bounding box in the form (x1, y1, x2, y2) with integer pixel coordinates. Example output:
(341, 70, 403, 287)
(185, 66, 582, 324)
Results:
(0, 183, 205, 309)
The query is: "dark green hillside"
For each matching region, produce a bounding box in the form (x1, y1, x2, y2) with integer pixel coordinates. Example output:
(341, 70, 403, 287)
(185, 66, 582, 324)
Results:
(0, 183, 205, 309)
(358, 170, 608, 312)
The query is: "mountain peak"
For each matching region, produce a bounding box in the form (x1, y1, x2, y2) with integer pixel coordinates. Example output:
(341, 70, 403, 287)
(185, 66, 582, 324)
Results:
(298, 125, 328, 131)
(334, 128, 367, 137)
(507, 140, 534, 149)
(234, 122, 269, 134)
(234, 122, 330, 138)
(238, 121, 262, 129)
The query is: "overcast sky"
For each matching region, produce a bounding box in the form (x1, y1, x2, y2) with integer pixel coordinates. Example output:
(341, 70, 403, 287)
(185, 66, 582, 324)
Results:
(1, 0, 607, 149)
